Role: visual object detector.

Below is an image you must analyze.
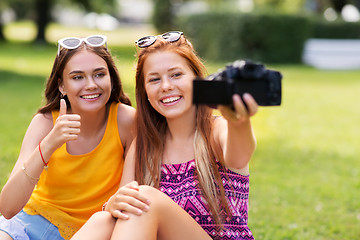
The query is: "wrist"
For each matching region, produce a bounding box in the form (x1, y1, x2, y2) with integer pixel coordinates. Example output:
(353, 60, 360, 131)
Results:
(38, 136, 56, 169)
(39, 141, 49, 169)
(102, 202, 108, 211)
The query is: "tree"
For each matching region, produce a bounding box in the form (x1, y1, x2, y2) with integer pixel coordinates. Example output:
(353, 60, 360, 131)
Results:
(2, 0, 117, 43)
(253, 0, 360, 14)
(329, 0, 347, 12)
(35, 0, 53, 43)
(0, 17, 4, 41)
(152, 0, 173, 32)
(0, 0, 9, 41)
(151, 0, 223, 33)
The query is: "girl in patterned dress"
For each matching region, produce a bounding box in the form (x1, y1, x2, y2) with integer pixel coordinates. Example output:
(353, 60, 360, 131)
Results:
(72, 31, 258, 240)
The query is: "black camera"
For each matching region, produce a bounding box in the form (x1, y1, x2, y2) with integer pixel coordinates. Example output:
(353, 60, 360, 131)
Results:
(193, 60, 282, 106)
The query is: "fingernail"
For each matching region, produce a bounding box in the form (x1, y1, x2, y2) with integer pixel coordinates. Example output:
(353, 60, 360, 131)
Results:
(243, 93, 251, 99)
(137, 209, 143, 215)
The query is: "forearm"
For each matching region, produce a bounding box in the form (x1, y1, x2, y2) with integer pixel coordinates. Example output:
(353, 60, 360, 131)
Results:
(0, 142, 52, 219)
(225, 119, 256, 169)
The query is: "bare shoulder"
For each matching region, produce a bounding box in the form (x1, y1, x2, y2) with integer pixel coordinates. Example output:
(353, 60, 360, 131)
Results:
(29, 112, 54, 132)
(19, 112, 54, 155)
(116, 104, 136, 152)
(116, 103, 136, 127)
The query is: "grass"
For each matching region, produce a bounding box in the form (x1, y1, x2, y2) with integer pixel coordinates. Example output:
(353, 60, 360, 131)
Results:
(1, 22, 360, 239)
(249, 66, 360, 239)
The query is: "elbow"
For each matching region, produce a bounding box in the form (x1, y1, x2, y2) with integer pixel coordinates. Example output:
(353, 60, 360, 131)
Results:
(0, 199, 17, 220)
(0, 207, 15, 220)
(0, 206, 17, 220)
(1, 213, 15, 220)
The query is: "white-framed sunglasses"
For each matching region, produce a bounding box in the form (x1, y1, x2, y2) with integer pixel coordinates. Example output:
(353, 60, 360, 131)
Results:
(57, 35, 108, 56)
(135, 31, 184, 48)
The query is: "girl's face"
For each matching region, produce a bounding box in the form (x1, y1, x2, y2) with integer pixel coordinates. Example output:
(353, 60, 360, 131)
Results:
(143, 51, 196, 120)
(59, 49, 111, 113)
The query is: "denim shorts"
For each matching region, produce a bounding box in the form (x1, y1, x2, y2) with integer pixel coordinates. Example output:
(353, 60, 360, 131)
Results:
(0, 210, 64, 240)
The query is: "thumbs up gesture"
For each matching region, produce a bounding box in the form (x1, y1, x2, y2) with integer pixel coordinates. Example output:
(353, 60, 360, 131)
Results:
(59, 98, 67, 117)
(47, 99, 81, 150)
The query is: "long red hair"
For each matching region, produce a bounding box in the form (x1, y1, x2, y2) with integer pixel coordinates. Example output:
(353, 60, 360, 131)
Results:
(134, 36, 230, 225)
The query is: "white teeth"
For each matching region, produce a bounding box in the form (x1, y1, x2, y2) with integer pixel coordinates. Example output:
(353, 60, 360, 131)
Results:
(162, 96, 180, 103)
(81, 94, 100, 99)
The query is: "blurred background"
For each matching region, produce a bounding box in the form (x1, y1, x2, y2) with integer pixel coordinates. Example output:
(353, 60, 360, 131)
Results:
(1, 0, 360, 239)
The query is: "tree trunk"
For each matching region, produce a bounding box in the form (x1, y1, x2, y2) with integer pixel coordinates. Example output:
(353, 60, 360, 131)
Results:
(34, 0, 52, 43)
(0, 6, 5, 41)
(330, 0, 347, 12)
(0, 23, 5, 41)
(152, 0, 173, 32)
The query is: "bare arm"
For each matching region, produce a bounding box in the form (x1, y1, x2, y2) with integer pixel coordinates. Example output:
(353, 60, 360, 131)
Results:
(0, 113, 52, 218)
(0, 99, 81, 218)
(120, 141, 136, 187)
(117, 104, 136, 158)
(215, 93, 258, 173)
(105, 141, 150, 219)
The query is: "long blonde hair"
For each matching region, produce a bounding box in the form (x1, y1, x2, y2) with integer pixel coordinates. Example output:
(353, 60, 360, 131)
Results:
(134, 36, 230, 225)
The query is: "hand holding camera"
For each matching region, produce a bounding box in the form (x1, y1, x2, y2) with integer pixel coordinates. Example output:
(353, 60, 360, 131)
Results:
(193, 60, 282, 107)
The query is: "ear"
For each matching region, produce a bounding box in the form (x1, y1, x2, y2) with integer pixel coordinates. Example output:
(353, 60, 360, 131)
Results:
(58, 80, 66, 96)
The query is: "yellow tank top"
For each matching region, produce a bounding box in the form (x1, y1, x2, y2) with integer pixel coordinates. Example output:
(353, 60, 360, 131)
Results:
(24, 102, 124, 240)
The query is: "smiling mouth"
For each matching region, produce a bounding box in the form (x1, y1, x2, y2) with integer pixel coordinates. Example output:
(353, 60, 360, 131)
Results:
(81, 94, 101, 99)
(161, 96, 181, 104)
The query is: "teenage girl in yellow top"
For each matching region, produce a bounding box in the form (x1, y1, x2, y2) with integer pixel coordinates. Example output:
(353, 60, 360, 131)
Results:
(0, 35, 135, 240)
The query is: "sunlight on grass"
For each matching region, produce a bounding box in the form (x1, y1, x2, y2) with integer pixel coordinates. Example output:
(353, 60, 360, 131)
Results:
(3, 21, 37, 42)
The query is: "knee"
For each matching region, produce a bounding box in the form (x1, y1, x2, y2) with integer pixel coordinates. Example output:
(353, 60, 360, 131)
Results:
(138, 185, 162, 200)
(89, 211, 116, 226)
(138, 185, 173, 210)
(72, 211, 116, 239)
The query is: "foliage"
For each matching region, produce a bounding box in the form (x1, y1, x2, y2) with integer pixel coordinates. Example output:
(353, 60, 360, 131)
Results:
(7, 0, 34, 19)
(178, 12, 312, 63)
(65, 0, 118, 15)
(151, 0, 174, 33)
(311, 17, 360, 38)
(0, 0, 119, 43)
(253, 0, 307, 13)
(252, 0, 360, 14)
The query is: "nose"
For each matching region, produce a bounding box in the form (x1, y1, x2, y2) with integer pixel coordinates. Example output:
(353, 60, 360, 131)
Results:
(85, 76, 98, 90)
(160, 77, 173, 91)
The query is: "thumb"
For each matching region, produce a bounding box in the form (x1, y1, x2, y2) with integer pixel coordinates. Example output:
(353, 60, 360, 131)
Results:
(128, 181, 139, 190)
(59, 99, 67, 116)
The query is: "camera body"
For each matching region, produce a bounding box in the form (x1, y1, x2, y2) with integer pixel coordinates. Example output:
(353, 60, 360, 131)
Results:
(193, 60, 282, 106)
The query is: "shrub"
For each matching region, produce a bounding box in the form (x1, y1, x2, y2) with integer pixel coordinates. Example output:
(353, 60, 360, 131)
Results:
(311, 18, 360, 39)
(178, 12, 312, 63)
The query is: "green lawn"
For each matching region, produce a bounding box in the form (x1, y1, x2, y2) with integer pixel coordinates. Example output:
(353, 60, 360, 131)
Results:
(1, 22, 360, 239)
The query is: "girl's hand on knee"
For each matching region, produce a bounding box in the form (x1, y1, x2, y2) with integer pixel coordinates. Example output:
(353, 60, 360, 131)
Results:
(105, 181, 150, 220)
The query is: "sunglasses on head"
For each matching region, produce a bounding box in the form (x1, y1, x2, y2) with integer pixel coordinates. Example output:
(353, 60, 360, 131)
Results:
(57, 35, 108, 56)
(135, 31, 183, 48)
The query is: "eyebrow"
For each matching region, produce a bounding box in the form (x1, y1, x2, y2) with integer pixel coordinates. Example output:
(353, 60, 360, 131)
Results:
(68, 67, 107, 75)
(169, 66, 181, 71)
(146, 66, 182, 76)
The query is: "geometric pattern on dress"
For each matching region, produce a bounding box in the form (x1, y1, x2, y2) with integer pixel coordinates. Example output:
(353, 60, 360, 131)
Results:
(160, 159, 255, 239)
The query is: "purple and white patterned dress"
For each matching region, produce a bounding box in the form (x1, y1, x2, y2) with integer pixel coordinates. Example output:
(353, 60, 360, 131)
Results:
(159, 159, 254, 239)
